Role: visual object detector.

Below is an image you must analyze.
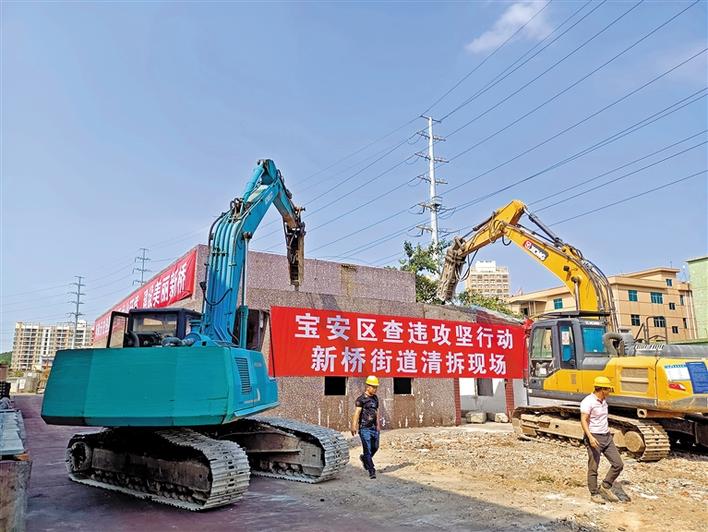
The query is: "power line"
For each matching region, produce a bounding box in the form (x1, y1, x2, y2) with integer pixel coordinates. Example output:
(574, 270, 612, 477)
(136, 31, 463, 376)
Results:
(259, 153, 421, 248)
(309, 90, 705, 257)
(446, 88, 707, 213)
(5, 2, 589, 287)
(467, 0, 594, 105)
(0, 4, 615, 302)
(293, 131, 423, 200)
(440, 0, 608, 122)
(2, 283, 71, 299)
(255, 2, 596, 250)
(86, 262, 136, 283)
(550, 170, 707, 226)
(310, 40, 705, 253)
(0, 270, 135, 315)
(530, 129, 707, 207)
(445, 0, 698, 143)
(421, 0, 554, 115)
(447, 20, 706, 162)
(301, 63, 706, 256)
(289, 118, 420, 192)
(0, 313, 75, 326)
(535, 139, 707, 212)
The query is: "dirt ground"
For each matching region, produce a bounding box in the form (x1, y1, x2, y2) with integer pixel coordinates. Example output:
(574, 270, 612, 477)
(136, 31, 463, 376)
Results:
(17, 393, 708, 531)
(290, 424, 708, 532)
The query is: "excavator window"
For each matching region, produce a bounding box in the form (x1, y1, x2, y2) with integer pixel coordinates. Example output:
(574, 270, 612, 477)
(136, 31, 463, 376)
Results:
(132, 314, 178, 337)
(559, 324, 576, 369)
(530, 327, 555, 378)
(530, 328, 553, 360)
(234, 310, 270, 351)
(582, 325, 607, 355)
(106, 313, 128, 348)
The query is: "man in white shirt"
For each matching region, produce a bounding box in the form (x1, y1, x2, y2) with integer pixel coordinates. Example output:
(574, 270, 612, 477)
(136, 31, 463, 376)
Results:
(580, 376, 624, 504)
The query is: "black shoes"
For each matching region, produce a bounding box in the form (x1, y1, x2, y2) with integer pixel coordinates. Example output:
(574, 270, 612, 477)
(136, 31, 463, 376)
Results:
(360, 454, 376, 478)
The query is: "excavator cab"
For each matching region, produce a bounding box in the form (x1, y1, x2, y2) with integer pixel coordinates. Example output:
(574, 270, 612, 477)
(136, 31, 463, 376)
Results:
(106, 308, 202, 349)
(527, 312, 611, 398)
(105, 307, 270, 352)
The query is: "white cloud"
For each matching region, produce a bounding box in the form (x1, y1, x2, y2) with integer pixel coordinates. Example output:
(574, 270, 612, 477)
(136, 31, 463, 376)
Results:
(466, 1, 552, 54)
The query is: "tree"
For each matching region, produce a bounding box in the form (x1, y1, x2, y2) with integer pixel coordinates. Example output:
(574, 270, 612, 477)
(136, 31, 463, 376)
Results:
(394, 240, 448, 304)
(455, 289, 520, 318)
(0, 351, 11, 366)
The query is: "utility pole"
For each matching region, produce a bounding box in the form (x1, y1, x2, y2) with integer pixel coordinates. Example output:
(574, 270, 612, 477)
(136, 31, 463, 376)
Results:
(415, 116, 448, 259)
(68, 276, 85, 349)
(133, 247, 151, 286)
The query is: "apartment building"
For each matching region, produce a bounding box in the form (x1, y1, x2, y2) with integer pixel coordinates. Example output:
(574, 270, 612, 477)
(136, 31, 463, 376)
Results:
(463, 260, 511, 301)
(11, 320, 93, 371)
(509, 267, 697, 342)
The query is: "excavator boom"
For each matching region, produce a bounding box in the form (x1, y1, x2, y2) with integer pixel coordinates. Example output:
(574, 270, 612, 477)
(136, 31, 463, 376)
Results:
(200, 159, 305, 345)
(437, 200, 617, 330)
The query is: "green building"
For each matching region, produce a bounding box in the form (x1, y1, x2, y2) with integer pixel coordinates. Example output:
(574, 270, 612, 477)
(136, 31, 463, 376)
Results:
(686, 255, 708, 339)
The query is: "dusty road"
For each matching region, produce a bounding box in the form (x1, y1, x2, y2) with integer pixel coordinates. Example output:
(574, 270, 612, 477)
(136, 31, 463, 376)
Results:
(18, 395, 707, 531)
(324, 424, 708, 532)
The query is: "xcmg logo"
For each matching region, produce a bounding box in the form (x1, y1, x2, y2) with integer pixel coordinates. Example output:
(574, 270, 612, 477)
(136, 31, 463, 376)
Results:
(523, 240, 548, 261)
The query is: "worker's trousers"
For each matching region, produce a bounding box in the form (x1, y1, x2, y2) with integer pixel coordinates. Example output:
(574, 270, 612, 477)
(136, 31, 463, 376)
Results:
(585, 432, 624, 494)
(359, 427, 379, 472)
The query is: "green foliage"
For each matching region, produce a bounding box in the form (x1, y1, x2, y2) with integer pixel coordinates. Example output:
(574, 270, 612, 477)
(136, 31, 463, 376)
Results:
(455, 289, 520, 317)
(0, 351, 11, 365)
(394, 241, 520, 318)
(397, 241, 448, 304)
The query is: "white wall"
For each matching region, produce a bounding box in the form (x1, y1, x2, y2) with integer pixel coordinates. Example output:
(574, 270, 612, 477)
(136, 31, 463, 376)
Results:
(460, 378, 534, 414)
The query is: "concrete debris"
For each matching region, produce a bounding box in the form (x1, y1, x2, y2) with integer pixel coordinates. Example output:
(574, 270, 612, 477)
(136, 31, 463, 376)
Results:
(466, 411, 487, 424)
(493, 412, 510, 423)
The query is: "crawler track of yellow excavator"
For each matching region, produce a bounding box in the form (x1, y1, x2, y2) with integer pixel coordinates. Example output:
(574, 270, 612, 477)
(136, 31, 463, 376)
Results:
(512, 405, 671, 461)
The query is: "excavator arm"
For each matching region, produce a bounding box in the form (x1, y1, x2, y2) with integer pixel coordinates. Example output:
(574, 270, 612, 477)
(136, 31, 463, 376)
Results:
(438, 200, 617, 330)
(200, 159, 305, 345)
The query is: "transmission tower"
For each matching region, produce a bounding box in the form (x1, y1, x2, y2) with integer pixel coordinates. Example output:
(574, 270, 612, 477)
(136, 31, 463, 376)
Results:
(68, 276, 85, 349)
(133, 247, 151, 286)
(415, 116, 449, 258)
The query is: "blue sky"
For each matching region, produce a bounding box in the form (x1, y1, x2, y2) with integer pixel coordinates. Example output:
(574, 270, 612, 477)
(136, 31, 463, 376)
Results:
(1, 1, 707, 351)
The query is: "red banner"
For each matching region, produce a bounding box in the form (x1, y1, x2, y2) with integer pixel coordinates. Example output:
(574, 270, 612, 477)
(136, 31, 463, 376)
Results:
(93, 249, 198, 341)
(269, 306, 525, 379)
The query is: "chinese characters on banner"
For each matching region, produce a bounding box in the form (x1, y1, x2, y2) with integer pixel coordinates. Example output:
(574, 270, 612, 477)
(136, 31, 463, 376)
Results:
(269, 307, 525, 379)
(93, 249, 198, 341)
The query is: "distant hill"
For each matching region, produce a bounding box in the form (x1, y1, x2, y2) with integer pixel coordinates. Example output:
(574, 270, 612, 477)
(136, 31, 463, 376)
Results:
(0, 351, 11, 365)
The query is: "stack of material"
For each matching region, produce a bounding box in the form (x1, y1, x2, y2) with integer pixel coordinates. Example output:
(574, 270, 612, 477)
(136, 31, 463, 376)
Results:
(1, 410, 31, 532)
(0, 411, 26, 455)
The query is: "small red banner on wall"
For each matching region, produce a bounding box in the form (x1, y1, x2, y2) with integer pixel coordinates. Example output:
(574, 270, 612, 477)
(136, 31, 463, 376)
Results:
(93, 249, 198, 341)
(269, 306, 525, 379)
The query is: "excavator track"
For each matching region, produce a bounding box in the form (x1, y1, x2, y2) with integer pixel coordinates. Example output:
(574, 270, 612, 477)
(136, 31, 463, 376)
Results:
(63, 417, 348, 510)
(65, 428, 250, 511)
(512, 405, 671, 462)
(212, 416, 349, 483)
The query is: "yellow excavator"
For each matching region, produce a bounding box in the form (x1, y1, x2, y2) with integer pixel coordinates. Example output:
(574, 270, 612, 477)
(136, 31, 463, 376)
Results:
(438, 200, 708, 461)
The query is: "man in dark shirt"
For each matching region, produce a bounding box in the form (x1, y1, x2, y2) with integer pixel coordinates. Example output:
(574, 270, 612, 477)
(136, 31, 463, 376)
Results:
(351, 375, 380, 479)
